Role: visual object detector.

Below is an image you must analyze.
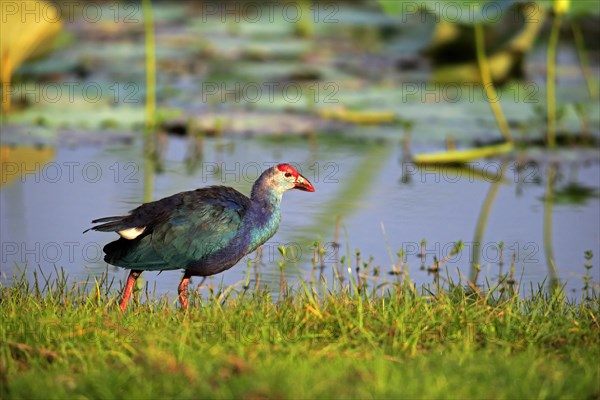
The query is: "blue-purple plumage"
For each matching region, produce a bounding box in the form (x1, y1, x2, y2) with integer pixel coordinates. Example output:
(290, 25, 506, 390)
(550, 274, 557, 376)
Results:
(86, 164, 315, 279)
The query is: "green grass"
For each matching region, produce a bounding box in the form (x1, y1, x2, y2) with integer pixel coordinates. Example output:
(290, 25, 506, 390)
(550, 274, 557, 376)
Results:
(1, 267, 599, 399)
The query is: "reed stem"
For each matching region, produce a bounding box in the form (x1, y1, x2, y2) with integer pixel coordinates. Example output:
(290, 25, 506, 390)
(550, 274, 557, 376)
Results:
(546, 13, 562, 149)
(474, 23, 512, 143)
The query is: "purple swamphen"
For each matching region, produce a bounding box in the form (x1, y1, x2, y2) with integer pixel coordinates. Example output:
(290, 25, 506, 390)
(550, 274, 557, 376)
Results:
(85, 163, 315, 310)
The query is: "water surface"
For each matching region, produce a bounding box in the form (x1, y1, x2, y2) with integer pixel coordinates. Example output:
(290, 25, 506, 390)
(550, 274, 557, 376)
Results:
(2, 136, 598, 299)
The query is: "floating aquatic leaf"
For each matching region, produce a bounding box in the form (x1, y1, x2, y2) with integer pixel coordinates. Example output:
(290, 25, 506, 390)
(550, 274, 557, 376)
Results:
(412, 142, 513, 164)
(319, 107, 396, 125)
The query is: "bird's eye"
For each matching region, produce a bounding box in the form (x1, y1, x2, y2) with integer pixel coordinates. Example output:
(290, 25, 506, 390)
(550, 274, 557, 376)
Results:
(285, 172, 292, 178)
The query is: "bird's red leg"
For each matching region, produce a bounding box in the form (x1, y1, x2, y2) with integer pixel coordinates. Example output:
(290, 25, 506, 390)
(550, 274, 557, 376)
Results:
(178, 272, 192, 309)
(120, 270, 142, 312)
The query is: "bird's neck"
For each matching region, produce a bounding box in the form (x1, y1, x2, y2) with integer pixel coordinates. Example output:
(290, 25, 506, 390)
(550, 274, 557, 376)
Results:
(250, 177, 284, 210)
(246, 184, 283, 251)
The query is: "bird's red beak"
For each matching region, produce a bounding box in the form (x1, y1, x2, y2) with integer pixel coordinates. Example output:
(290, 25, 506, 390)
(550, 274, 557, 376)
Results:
(294, 174, 315, 192)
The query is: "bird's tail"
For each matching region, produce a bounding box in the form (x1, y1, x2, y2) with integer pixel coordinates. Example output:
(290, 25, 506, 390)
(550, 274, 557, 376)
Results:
(83, 216, 128, 233)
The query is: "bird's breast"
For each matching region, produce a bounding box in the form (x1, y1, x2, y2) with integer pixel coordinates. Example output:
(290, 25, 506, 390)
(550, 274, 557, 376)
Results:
(245, 209, 281, 253)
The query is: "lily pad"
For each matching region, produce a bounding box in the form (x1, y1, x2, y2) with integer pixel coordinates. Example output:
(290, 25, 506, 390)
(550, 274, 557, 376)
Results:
(412, 142, 514, 164)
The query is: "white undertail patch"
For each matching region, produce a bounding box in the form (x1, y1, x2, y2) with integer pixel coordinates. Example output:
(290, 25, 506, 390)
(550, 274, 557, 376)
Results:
(118, 227, 146, 239)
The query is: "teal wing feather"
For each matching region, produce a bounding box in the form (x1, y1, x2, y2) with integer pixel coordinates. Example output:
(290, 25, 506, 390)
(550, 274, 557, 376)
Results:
(106, 237, 168, 269)
(150, 189, 248, 269)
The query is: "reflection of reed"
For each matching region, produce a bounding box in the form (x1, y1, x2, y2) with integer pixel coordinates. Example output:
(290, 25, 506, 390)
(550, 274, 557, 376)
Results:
(143, 150, 155, 203)
(470, 162, 507, 283)
(544, 164, 560, 289)
(185, 122, 204, 174)
(293, 144, 393, 263)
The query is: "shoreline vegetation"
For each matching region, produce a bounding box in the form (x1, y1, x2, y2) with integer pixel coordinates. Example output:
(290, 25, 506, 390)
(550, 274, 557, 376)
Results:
(1, 262, 598, 399)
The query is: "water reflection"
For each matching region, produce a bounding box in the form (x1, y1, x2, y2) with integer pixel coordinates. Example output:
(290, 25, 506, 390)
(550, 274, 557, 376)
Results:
(543, 163, 560, 290)
(470, 162, 507, 283)
(0, 145, 55, 188)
